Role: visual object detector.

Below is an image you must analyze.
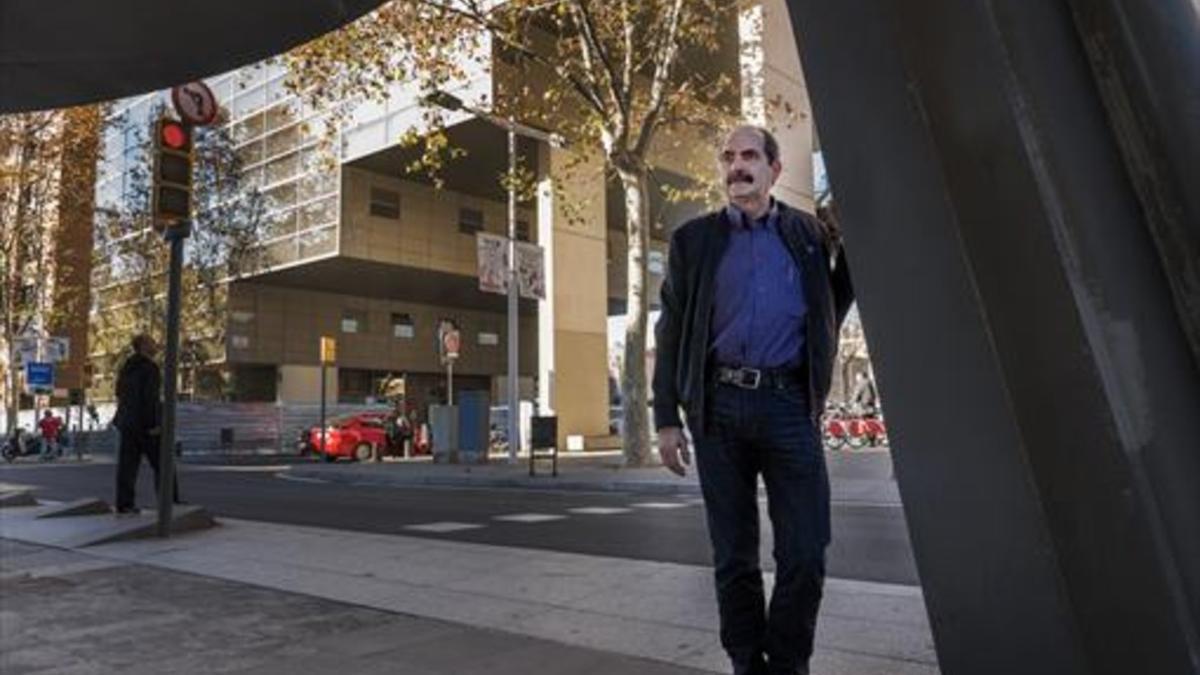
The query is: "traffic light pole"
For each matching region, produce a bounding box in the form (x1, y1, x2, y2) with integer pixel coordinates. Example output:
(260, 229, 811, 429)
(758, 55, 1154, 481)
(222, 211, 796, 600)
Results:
(156, 222, 189, 537)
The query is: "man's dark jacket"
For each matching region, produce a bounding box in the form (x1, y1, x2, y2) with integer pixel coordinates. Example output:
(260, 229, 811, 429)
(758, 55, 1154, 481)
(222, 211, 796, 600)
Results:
(112, 353, 162, 435)
(652, 201, 854, 436)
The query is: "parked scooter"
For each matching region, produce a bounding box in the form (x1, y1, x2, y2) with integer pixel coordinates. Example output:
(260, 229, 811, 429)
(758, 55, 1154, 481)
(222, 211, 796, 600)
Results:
(3, 428, 43, 462)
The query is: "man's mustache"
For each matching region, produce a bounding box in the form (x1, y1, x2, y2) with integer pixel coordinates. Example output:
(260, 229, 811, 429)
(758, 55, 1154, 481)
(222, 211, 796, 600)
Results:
(726, 172, 754, 185)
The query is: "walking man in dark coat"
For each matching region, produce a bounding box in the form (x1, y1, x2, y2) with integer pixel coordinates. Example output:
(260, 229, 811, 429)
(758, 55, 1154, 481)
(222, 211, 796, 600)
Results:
(653, 125, 855, 674)
(112, 333, 178, 513)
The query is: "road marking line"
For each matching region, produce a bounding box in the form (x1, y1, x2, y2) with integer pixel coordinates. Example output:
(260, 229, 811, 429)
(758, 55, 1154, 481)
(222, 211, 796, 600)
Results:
(404, 522, 485, 533)
(274, 473, 328, 484)
(197, 465, 292, 472)
(567, 507, 633, 515)
(493, 513, 568, 523)
(629, 502, 689, 509)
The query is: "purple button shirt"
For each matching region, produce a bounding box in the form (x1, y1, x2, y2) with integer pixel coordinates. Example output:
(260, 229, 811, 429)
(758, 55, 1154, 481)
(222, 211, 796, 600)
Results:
(710, 202, 807, 369)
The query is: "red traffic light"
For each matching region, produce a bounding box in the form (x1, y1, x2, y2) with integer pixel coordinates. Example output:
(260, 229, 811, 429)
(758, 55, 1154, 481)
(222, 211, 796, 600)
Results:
(160, 120, 190, 150)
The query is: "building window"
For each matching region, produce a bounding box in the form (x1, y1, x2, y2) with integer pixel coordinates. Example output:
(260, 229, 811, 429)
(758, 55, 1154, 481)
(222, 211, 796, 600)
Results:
(369, 187, 400, 219)
(392, 313, 415, 339)
(458, 207, 484, 235)
(341, 309, 367, 334)
(516, 219, 531, 242)
(230, 335, 250, 349)
(478, 332, 499, 346)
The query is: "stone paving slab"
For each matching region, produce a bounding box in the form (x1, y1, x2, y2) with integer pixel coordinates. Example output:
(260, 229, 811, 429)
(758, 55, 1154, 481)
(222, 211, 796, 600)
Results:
(0, 504, 215, 547)
(0, 539, 711, 675)
(1, 506, 937, 673)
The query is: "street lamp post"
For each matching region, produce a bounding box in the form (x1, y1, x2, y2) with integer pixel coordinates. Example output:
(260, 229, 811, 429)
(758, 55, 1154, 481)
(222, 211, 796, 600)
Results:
(424, 91, 562, 464)
(505, 121, 519, 464)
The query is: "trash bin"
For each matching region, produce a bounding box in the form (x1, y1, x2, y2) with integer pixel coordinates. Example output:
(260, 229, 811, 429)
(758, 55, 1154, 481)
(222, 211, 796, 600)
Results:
(457, 390, 490, 464)
(429, 404, 459, 464)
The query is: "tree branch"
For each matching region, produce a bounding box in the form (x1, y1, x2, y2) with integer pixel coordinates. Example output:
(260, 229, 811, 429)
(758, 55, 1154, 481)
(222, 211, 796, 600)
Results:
(621, 0, 633, 113)
(570, 0, 627, 124)
(415, 0, 610, 118)
(632, 0, 686, 158)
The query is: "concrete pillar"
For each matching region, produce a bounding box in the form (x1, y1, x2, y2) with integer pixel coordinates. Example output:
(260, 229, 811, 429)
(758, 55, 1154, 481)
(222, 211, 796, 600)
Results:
(740, 0, 814, 210)
(787, 1, 1200, 673)
(278, 364, 336, 404)
(536, 146, 610, 449)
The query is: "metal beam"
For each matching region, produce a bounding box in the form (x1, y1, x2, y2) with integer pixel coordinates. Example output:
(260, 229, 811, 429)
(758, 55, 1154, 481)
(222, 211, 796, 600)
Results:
(787, 1, 1200, 673)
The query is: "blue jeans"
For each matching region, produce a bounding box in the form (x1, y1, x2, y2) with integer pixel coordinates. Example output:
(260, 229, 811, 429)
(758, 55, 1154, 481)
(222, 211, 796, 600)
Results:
(694, 382, 829, 675)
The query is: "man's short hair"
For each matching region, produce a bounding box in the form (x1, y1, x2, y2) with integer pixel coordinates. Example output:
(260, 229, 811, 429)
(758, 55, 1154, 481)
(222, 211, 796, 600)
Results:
(131, 333, 153, 353)
(730, 124, 781, 165)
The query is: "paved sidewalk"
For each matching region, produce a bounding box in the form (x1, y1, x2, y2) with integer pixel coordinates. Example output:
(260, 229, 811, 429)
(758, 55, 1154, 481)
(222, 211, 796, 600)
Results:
(284, 450, 902, 505)
(1, 504, 937, 674)
(1, 539, 707, 675)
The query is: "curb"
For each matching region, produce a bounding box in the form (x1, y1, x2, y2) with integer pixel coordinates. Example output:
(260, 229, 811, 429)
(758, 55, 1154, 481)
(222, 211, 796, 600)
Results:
(282, 467, 906, 507)
(285, 466, 705, 496)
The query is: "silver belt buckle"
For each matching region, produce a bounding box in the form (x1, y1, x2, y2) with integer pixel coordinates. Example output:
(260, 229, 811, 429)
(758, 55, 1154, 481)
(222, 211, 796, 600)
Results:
(737, 367, 762, 389)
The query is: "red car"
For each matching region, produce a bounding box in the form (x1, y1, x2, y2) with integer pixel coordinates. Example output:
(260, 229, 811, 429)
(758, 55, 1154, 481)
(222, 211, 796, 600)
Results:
(309, 412, 392, 462)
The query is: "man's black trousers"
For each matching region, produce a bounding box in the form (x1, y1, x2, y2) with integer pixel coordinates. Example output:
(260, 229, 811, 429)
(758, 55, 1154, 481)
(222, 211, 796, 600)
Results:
(694, 382, 830, 675)
(116, 430, 179, 510)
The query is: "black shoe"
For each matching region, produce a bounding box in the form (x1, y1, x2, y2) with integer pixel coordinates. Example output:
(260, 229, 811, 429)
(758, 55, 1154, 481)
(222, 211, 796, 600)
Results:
(115, 506, 140, 515)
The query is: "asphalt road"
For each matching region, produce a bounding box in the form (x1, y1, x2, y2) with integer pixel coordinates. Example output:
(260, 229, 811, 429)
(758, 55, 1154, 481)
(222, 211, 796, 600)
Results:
(0, 460, 920, 585)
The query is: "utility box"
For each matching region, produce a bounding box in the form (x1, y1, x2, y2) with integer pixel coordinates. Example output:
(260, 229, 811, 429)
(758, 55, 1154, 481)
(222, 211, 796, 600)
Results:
(457, 390, 490, 464)
(429, 404, 459, 464)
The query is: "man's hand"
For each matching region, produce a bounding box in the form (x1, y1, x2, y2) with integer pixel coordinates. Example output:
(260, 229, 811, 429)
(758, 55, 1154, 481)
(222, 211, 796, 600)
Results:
(816, 203, 842, 248)
(657, 426, 692, 477)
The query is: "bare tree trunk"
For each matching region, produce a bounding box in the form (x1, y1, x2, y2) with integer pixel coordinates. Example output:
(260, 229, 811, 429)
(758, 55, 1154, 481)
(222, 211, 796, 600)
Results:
(4, 235, 20, 431)
(617, 163, 651, 466)
(4, 123, 35, 431)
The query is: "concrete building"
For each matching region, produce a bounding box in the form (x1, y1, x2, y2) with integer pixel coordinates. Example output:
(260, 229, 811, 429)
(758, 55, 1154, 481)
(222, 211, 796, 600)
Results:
(89, 0, 814, 447)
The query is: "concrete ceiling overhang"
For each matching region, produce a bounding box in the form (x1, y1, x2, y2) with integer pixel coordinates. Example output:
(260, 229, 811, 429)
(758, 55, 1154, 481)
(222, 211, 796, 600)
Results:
(350, 118, 542, 204)
(0, 0, 386, 113)
(241, 256, 537, 316)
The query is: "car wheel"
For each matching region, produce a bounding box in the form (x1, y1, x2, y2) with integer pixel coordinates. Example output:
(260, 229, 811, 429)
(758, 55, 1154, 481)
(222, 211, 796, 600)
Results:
(353, 443, 373, 462)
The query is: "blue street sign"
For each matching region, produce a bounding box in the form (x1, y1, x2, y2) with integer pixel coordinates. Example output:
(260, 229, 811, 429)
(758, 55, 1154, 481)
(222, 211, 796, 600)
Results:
(25, 362, 54, 393)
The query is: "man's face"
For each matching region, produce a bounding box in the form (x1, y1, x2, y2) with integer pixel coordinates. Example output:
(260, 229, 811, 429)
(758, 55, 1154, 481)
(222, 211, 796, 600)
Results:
(140, 338, 159, 359)
(719, 128, 781, 204)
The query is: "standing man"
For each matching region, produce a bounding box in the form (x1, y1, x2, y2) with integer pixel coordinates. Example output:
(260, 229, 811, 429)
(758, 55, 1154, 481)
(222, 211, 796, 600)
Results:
(653, 125, 854, 675)
(112, 333, 178, 514)
(37, 409, 63, 460)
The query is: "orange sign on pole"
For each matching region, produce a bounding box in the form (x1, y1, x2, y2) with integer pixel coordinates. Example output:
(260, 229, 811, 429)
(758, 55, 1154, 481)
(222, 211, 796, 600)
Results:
(319, 336, 337, 364)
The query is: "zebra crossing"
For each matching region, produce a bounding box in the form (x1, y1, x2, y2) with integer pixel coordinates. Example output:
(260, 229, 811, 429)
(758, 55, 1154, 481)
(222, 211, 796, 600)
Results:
(403, 497, 702, 534)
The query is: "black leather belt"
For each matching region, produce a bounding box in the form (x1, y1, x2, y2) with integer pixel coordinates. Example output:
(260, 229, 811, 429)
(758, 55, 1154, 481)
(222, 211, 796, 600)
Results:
(714, 365, 805, 390)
